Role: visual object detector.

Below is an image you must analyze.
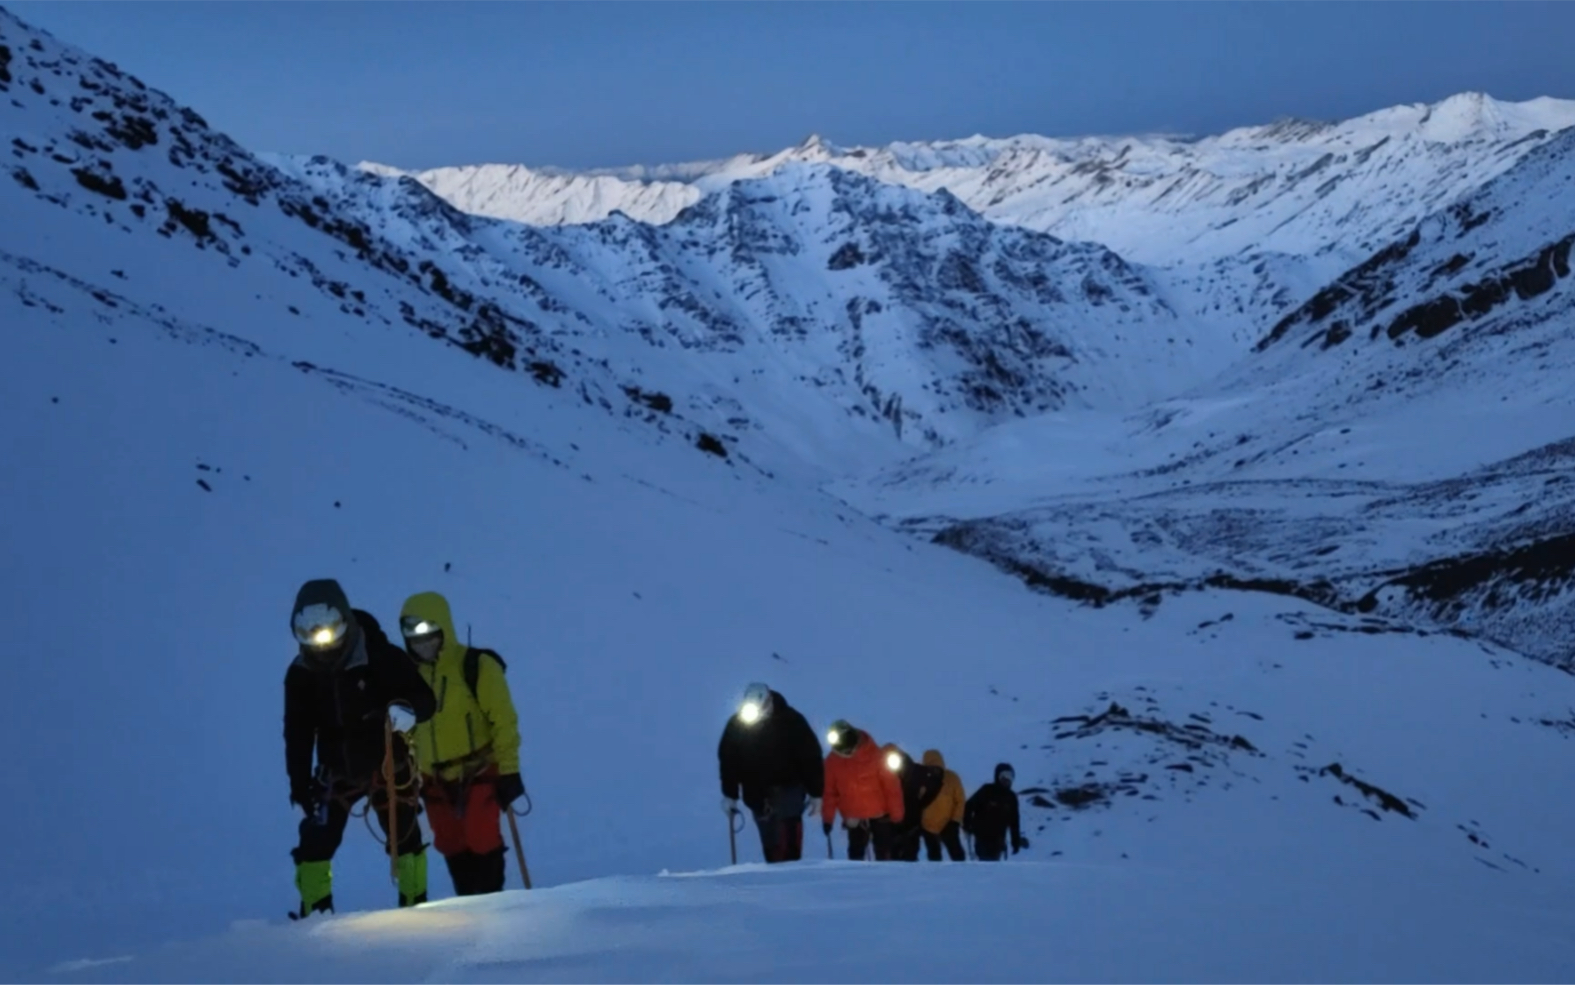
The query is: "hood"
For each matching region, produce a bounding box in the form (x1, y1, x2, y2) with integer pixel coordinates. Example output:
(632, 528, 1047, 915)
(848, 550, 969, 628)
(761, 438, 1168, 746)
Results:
(293, 578, 351, 627)
(291, 578, 362, 671)
(922, 749, 945, 769)
(400, 591, 466, 662)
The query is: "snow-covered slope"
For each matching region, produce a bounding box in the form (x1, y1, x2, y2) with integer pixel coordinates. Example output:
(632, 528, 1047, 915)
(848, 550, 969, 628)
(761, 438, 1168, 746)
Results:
(7, 9, 1575, 982)
(838, 126, 1575, 668)
(2, 3, 1202, 471)
(272, 155, 1202, 456)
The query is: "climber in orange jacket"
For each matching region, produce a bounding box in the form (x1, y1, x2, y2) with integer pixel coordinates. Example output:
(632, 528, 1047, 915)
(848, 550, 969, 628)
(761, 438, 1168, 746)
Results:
(919, 749, 967, 862)
(821, 720, 904, 861)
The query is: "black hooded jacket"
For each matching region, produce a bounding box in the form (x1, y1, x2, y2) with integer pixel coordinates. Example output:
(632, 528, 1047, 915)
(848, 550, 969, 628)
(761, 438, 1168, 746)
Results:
(891, 750, 945, 831)
(283, 609, 436, 801)
(718, 690, 825, 812)
(964, 762, 1023, 845)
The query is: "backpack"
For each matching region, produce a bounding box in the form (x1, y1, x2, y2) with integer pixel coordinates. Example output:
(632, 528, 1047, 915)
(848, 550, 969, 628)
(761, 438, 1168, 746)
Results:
(461, 647, 507, 702)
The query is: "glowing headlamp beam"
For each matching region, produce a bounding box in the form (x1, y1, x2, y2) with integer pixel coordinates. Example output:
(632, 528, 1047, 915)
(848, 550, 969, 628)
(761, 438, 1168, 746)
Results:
(311, 627, 337, 646)
(886, 752, 903, 772)
(739, 702, 762, 725)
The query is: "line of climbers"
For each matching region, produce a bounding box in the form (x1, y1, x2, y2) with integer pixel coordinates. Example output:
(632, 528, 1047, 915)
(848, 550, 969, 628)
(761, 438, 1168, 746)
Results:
(283, 579, 525, 918)
(718, 683, 1028, 864)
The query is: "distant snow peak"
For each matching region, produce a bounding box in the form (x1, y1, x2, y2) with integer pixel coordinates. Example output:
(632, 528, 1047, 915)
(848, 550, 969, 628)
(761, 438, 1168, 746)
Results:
(354, 160, 410, 179)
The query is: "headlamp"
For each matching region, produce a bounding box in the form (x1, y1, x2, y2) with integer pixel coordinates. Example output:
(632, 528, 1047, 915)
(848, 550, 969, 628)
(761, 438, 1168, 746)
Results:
(886, 751, 903, 772)
(740, 702, 762, 725)
(400, 616, 441, 638)
(294, 604, 347, 649)
(827, 729, 841, 747)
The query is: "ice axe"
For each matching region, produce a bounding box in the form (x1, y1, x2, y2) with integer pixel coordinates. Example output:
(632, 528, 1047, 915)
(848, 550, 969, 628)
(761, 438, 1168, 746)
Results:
(727, 807, 744, 865)
(505, 808, 533, 889)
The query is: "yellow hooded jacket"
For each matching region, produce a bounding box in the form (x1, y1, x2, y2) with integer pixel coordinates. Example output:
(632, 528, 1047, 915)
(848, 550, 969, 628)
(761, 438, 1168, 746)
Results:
(920, 749, 966, 834)
(400, 592, 521, 780)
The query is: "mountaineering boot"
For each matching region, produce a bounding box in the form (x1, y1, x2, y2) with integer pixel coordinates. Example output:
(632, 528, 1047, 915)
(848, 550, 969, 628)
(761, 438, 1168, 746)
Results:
(293, 860, 333, 919)
(397, 849, 428, 907)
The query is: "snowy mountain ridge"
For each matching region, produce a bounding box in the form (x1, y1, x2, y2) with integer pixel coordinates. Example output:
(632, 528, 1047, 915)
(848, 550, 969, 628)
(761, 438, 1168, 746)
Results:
(366, 92, 1575, 355)
(261, 153, 1217, 460)
(369, 92, 1575, 266)
(7, 7, 1575, 980)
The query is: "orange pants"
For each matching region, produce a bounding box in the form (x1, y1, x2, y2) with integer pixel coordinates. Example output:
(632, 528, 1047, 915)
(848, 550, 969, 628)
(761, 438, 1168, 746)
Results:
(423, 773, 505, 856)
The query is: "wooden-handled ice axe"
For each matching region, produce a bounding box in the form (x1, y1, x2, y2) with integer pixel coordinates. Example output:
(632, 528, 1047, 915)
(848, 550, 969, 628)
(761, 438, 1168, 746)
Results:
(505, 808, 533, 889)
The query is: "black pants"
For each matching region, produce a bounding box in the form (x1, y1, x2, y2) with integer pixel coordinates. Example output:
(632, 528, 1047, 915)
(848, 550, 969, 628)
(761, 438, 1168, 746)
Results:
(846, 818, 895, 861)
(753, 786, 807, 863)
(293, 782, 424, 864)
(445, 848, 506, 895)
(891, 823, 922, 862)
(974, 830, 1007, 862)
(923, 822, 966, 861)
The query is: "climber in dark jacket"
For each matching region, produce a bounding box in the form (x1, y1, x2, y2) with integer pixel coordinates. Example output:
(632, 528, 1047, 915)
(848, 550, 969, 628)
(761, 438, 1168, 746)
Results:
(284, 579, 437, 916)
(884, 744, 944, 862)
(718, 683, 825, 862)
(964, 762, 1028, 861)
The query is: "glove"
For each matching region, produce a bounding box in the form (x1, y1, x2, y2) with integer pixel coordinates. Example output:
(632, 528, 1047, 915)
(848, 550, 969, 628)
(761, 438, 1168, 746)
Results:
(806, 797, 823, 818)
(723, 797, 740, 816)
(494, 773, 525, 810)
(290, 781, 316, 814)
(1013, 836, 1029, 854)
(387, 702, 418, 734)
(823, 821, 833, 837)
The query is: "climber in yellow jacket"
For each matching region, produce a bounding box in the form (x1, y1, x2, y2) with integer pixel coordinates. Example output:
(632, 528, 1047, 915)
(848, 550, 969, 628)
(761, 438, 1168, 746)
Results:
(920, 749, 967, 862)
(398, 591, 523, 896)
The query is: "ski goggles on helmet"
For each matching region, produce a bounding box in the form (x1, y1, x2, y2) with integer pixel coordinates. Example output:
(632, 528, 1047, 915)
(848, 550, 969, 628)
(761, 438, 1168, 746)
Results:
(826, 720, 858, 756)
(293, 604, 348, 650)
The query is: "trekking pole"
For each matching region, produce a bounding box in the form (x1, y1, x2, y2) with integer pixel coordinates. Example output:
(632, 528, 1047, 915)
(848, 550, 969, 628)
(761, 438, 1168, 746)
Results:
(505, 808, 533, 890)
(728, 809, 740, 865)
(383, 713, 399, 884)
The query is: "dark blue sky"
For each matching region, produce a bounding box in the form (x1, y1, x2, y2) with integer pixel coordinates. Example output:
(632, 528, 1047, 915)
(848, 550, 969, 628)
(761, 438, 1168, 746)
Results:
(9, 2, 1575, 171)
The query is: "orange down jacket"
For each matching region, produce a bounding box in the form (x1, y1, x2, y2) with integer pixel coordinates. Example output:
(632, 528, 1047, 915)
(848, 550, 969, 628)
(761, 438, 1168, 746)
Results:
(823, 730, 905, 825)
(920, 749, 966, 834)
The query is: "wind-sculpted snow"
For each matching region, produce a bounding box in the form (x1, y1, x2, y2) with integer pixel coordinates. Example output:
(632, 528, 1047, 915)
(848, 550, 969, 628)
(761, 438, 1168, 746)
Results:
(8, 7, 1575, 980)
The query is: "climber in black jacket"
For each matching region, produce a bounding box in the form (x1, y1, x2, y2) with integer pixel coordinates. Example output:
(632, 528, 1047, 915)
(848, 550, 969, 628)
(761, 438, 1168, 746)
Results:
(964, 762, 1029, 861)
(284, 579, 436, 916)
(718, 683, 825, 862)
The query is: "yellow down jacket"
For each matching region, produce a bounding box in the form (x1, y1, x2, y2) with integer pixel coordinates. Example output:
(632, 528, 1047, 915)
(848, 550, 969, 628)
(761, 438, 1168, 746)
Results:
(921, 749, 966, 834)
